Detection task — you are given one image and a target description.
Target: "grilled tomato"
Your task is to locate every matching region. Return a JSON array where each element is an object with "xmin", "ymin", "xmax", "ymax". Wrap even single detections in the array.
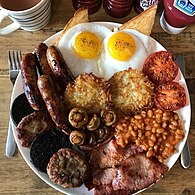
[
  {"xmin": 143, "ymin": 51, "xmax": 178, "ymax": 84},
  {"xmin": 154, "ymin": 81, "xmax": 186, "ymax": 111}
]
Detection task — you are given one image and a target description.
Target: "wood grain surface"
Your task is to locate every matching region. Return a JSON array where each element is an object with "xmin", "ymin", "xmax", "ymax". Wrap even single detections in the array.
[{"xmin": 0, "ymin": 0, "xmax": 195, "ymax": 194}]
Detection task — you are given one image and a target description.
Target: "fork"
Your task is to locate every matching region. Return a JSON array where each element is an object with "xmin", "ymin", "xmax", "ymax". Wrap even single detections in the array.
[{"xmin": 6, "ymin": 50, "xmax": 22, "ymax": 158}]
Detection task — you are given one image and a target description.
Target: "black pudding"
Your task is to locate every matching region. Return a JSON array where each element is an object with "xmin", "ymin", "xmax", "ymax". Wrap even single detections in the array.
[
  {"xmin": 30, "ymin": 130, "xmax": 71, "ymax": 173},
  {"xmin": 11, "ymin": 93, "xmax": 34, "ymax": 126}
]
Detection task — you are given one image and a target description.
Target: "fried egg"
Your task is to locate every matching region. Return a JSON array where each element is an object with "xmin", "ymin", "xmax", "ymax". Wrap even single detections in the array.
[
  {"xmin": 98, "ymin": 30, "xmax": 148, "ymax": 80},
  {"xmin": 57, "ymin": 23, "xmax": 112, "ymax": 77}
]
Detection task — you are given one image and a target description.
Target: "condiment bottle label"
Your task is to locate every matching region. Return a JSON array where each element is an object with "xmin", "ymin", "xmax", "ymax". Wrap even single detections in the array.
[
  {"xmin": 173, "ymin": 0, "xmax": 195, "ymax": 16},
  {"xmin": 139, "ymin": 0, "xmax": 158, "ymax": 11}
]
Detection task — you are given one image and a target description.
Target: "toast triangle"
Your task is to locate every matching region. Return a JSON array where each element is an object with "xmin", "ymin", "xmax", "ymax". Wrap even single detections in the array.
[{"xmin": 118, "ymin": 5, "xmax": 157, "ymax": 36}]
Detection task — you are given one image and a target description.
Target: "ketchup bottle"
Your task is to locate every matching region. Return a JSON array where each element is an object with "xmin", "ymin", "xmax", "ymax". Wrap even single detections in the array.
[
  {"xmin": 134, "ymin": 0, "xmax": 159, "ymax": 14},
  {"xmin": 103, "ymin": 0, "xmax": 134, "ymax": 18},
  {"xmin": 72, "ymin": 0, "xmax": 102, "ymax": 15},
  {"xmin": 160, "ymin": 0, "xmax": 195, "ymax": 34}
]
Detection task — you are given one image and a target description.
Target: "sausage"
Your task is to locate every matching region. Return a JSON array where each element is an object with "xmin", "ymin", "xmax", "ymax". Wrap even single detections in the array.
[
  {"xmin": 46, "ymin": 46, "xmax": 74, "ymax": 88},
  {"xmin": 21, "ymin": 53, "xmax": 45, "ymax": 111},
  {"xmin": 34, "ymin": 43, "xmax": 52, "ymax": 76},
  {"xmin": 34, "ymin": 43, "xmax": 65, "ymax": 95},
  {"xmin": 37, "ymin": 75, "xmax": 70, "ymax": 134}
]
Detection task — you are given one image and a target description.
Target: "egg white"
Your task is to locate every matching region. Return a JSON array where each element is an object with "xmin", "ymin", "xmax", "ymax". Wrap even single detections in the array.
[
  {"xmin": 98, "ymin": 30, "xmax": 148, "ymax": 80},
  {"xmin": 57, "ymin": 23, "xmax": 112, "ymax": 78}
]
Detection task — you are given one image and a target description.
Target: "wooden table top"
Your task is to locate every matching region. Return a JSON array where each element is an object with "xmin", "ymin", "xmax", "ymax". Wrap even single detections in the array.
[{"xmin": 0, "ymin": 0, "xmax": 195, "ymax": 194}]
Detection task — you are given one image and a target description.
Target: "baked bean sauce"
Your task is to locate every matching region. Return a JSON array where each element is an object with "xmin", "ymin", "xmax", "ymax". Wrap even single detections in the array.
[{"xmin": 115, "ymin": 107, "xmax": 184, "ymax": 163}]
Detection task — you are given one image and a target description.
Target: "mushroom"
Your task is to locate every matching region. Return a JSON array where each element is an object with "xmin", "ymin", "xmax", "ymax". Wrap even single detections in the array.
[
  {"xmin": 100, "ymin": 107, "xmax": 117, "ymax": 126},
  {"xmin": 86, "ymin": 114, "xmax": 100, "ymax": 131},
  {"xmin": 69, "ymin": 108, "xmax": 88, "ymax": 129},
  {"xmin": 95, "ymin": 125, "xmax": 111, "ymax": 142},
  {"xmin": 79, "ymin": 128, "xmax": 113, "ymax": 151},
  {"xmin": 86, "ymin": 131, "xmax": 96, "ymax": 145},
  {"xmin": 69, "ymin": 130, "xmax": 85, "ymax": 146}
]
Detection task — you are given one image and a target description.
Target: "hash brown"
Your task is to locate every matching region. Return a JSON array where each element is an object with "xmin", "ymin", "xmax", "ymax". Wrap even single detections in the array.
[
  {"xmin": 109, "ymin": 68, "xmax": 154, "ymax": 115},
  {"xmin": 64, "ymin": 73, "xmax": 112, "ymax": 114}
]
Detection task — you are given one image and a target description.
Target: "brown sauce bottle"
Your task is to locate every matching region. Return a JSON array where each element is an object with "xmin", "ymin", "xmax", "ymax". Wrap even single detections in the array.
[
  {"xmin": 72, "ymin": 0, "xmax": 102, "ymax": 15},
  {"xmin": 103, "ymin": 0, "xmax": 134, "ymax": 18}
]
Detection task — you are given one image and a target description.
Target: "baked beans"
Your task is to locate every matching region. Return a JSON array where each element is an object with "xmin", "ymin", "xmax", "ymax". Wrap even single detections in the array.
[{"xmin": 114, "ymin": 108, "xmax": 184, "ymax": 163}]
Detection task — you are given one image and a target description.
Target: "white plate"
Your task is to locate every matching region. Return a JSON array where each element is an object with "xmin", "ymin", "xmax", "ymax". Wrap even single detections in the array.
[{"xmin": 11, "ymin": 22, "xmax": 191, "ymax": 195}]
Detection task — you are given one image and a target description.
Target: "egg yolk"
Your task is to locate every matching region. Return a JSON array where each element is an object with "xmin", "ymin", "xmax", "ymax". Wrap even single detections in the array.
[
  {"xmin": 107, "ymin": 32, "xmax": 136, "ymax": 61},
  {"xmin": 73, "ymin": 31, "xmax": 101, "ymax": 59}
]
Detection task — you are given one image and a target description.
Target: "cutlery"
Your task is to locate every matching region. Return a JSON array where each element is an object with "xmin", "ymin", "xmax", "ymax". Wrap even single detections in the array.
[
  {"xmin": 176, "ymin": 54, "xmax": 191, "ymax": 169},
  {"xmin": 6, "ymin": 50, "xmax": 22, "ymax": 158}
]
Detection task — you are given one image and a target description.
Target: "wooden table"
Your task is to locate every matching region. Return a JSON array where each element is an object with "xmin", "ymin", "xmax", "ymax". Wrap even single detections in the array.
[{"xmin": 0, "ymin": 0, "xmax": 195, "ymax": 194}]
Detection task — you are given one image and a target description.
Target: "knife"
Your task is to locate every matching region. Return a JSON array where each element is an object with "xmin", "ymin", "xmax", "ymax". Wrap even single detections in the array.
[{"xmin": 176, "ymin": 54, "xmax": 191, "ymax": 169}]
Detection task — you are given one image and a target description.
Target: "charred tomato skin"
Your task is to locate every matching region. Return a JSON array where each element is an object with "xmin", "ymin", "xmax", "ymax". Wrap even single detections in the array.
[
  {"xmin": 154, "ymin": 81, "xmax": 186, "ymax": 111},
  {"xmin": 143, "ymin": 51, "xmax": 178, "ymax": 84}
]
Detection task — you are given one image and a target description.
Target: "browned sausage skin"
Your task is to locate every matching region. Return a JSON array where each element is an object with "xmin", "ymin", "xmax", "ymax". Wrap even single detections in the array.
[
  {"xmin": 37, "ymin": 75, "xmax": 70, "ymax": 134},
  {"xmin": 21, "ymin": 53, "xmax": 45, "ymax": 111},
  {"xmin": 46, "ymin": 46, "xmax": 74, "ymax": 89},
  {"xmin": 34, "ymin": 43, "xmax": 64, "ymax": 95},
  {"xmin": 34, "ymin": 43, "xmax": 52, "ymax": 76}
]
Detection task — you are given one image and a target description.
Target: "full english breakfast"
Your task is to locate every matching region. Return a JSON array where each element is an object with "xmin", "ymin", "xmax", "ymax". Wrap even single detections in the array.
[{"xmin": 12, "ymin": 6, "xmax": 188, "ymax": 195}]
